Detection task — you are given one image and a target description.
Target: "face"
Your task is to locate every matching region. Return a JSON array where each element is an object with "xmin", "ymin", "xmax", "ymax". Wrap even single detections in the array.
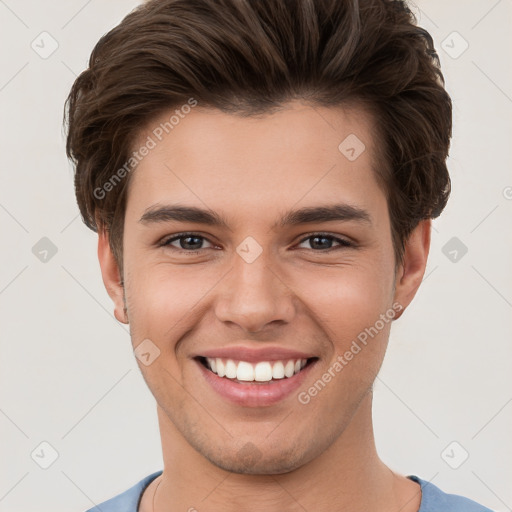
[{"xmin": 99, "ymin": 100, "xmax": 429, "ymax": 475}]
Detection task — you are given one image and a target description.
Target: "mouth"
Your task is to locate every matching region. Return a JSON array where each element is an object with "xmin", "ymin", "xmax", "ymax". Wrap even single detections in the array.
[
  {"xmin": 195, "ymin": 356, "xmax": 318, "ymax": 384},
  {"xmin": 194, "ymin": 355, "xmax": 319, "ymax": 407}
]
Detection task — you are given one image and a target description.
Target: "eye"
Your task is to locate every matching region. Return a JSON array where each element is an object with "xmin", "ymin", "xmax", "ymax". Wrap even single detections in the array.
[
  {"xmin": 296, "ymin": 233, "xmax": 353, "ymax": 251},
  {"xmin": 160, "ymin": 232, "xmax": 215, "ymax": 252},
  {"xmin": 158, "ymin": 232, "xmax": 354, "ymax": 254}
]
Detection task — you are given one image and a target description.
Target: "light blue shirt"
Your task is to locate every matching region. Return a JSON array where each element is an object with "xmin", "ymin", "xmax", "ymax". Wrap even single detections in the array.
[{"xmin": 85, "ymin": 471, "xmax": 494, "ymax": 512}]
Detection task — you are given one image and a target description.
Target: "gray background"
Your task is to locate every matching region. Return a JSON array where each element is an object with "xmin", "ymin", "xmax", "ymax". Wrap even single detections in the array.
[{"xmin": 0, "ymin": 0, "xmax": 511, "ymax": 510}]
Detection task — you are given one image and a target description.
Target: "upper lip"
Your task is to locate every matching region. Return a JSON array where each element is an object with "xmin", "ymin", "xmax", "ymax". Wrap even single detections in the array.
[{"xmin": 194, "ymin": 346, "xmax": 317, "ymax": 363}]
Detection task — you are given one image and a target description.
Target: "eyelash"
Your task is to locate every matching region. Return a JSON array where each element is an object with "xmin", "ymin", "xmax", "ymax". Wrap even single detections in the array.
[{"xmin": 159, "ymin": 232, "xmax": 354, "ymax": 254}]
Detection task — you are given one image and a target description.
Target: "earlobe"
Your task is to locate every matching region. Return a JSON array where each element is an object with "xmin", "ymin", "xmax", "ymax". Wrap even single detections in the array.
[
  {"xmin": 392, "ymin": 219, "xmax": 431, "ymax": 320},
  {"xmin": 97, "ymin": 230, "xmax": 129, "ymax": 324}
]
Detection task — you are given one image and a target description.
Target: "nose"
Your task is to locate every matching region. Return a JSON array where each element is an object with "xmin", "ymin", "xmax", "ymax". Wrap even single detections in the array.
[{"xmin": 214, "ymin": 246, "xmax": 296, "ymax": 334}]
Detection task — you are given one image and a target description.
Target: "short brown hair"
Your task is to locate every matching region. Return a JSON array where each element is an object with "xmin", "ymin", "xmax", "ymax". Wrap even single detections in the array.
[{"xmin": 65, "ymin": 0, "xmax": 452, "ymax": 276}]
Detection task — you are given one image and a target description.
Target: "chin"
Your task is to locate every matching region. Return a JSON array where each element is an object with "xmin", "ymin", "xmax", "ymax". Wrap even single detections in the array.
[
  {"xmin": 206, "ymin": 451, "xmax": 306, "ymax": 475},
  {"xmin": 196, "ymin": 437, "xmax": 315, "ymax": 475}
]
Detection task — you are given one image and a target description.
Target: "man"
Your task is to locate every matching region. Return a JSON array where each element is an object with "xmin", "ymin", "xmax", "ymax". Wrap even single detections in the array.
[{"xmin": 65, "ymin": 0, "xmax": 494, "ymax": 510}]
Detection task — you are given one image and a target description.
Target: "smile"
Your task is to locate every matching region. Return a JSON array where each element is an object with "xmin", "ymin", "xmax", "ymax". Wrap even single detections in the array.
[
  {"xmin": 195, "ymin": 354, "xmax": 318, "ymax": 407},
  {"xmin": 198, "ymin": 356, "xmax": 313, "ymax": 383}
]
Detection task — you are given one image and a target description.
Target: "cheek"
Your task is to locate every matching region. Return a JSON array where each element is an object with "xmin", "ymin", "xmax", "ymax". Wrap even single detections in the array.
[
  {"xmin": 293, "ymin": 260, "xmax": 394, "ymax": 336},
  {"xmin": 292, "ymin": 265, "xmax": 395, "ymax": 413},
  {"xmin": 123, "ymin": 260, "xmax": 218, "ymax": 342}
]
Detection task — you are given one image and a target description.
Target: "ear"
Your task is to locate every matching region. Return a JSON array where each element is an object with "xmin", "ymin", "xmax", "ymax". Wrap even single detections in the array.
[
  {"xmin": 97, "ymin": 230, "xmax": 128, "ymax": 324},
  {"xmin": 392, "ymin": 219, "xmax": 431, "ymax": 320}
]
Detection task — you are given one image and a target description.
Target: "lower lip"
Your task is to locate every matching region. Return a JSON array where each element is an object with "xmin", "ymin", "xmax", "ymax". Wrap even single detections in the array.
[{"xmin": 196, "ymin": 359, "xmax": 316, "ymax": 407}]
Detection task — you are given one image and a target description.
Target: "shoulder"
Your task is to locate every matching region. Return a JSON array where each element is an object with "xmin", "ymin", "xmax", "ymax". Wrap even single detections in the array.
[
  {"xmin": 408, "ymin": 475, "xmax": 495, "ymax": 512},
  {"xmin": 84, "ymin": 470, "xmax": 163, "ymax": 512}
]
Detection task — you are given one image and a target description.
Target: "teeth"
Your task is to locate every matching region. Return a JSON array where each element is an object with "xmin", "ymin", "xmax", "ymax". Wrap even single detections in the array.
[
  {"xmin": 254, "ymin": 362, "xmax": 272, "ymax": 382},
  {"xmin": 205, "ymin": 357, "xmax": 309, "ymax": 382},
  {"xmin": 272, "ymin": 361, "xmax": 285, "ymax": 379},
  {"xmin": 236, "ymin": 361, "xmax": 254, "ymax": 381},
  {"xmin": 225, "ymin": 359, "xmax": 237, "ymax": 379},
  {"xmin": 216, "ymin": 359, "xmax": 225, "ymax": 377},
  {"xmin": 284, "ymin": 360, "xmax": 295, "ymax": 378}
]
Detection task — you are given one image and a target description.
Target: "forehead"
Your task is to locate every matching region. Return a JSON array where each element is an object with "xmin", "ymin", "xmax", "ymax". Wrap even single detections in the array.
[{"xmin": 125, "ymin": 101, "xmax": 386, "ymax": 224}]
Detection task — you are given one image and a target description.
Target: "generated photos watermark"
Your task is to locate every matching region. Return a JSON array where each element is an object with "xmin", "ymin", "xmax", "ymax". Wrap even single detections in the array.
[
  {"xmin": 93, "ymin": 97, "xmax": 198, "ymax": 200},
  {"xmin": 297, "ymin": 301, "xmax": 404, "ymax": 405}
]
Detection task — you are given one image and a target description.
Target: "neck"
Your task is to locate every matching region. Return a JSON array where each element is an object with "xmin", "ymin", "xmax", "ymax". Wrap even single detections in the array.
[{"xmin": 143, "ymin": 392, "xmax": 421, "ymax": 512}]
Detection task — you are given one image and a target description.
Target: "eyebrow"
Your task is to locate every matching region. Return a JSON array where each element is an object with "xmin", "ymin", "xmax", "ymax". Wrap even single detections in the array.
[{"xmin": 138, "ymin": 203, "xmax": 372, "ymax": 229}]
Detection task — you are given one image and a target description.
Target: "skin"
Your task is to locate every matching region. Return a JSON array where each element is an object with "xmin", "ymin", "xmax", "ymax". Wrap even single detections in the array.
[{"xmin": 98, "ymin": 100, "xmax": 430, "ymax": 512}]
